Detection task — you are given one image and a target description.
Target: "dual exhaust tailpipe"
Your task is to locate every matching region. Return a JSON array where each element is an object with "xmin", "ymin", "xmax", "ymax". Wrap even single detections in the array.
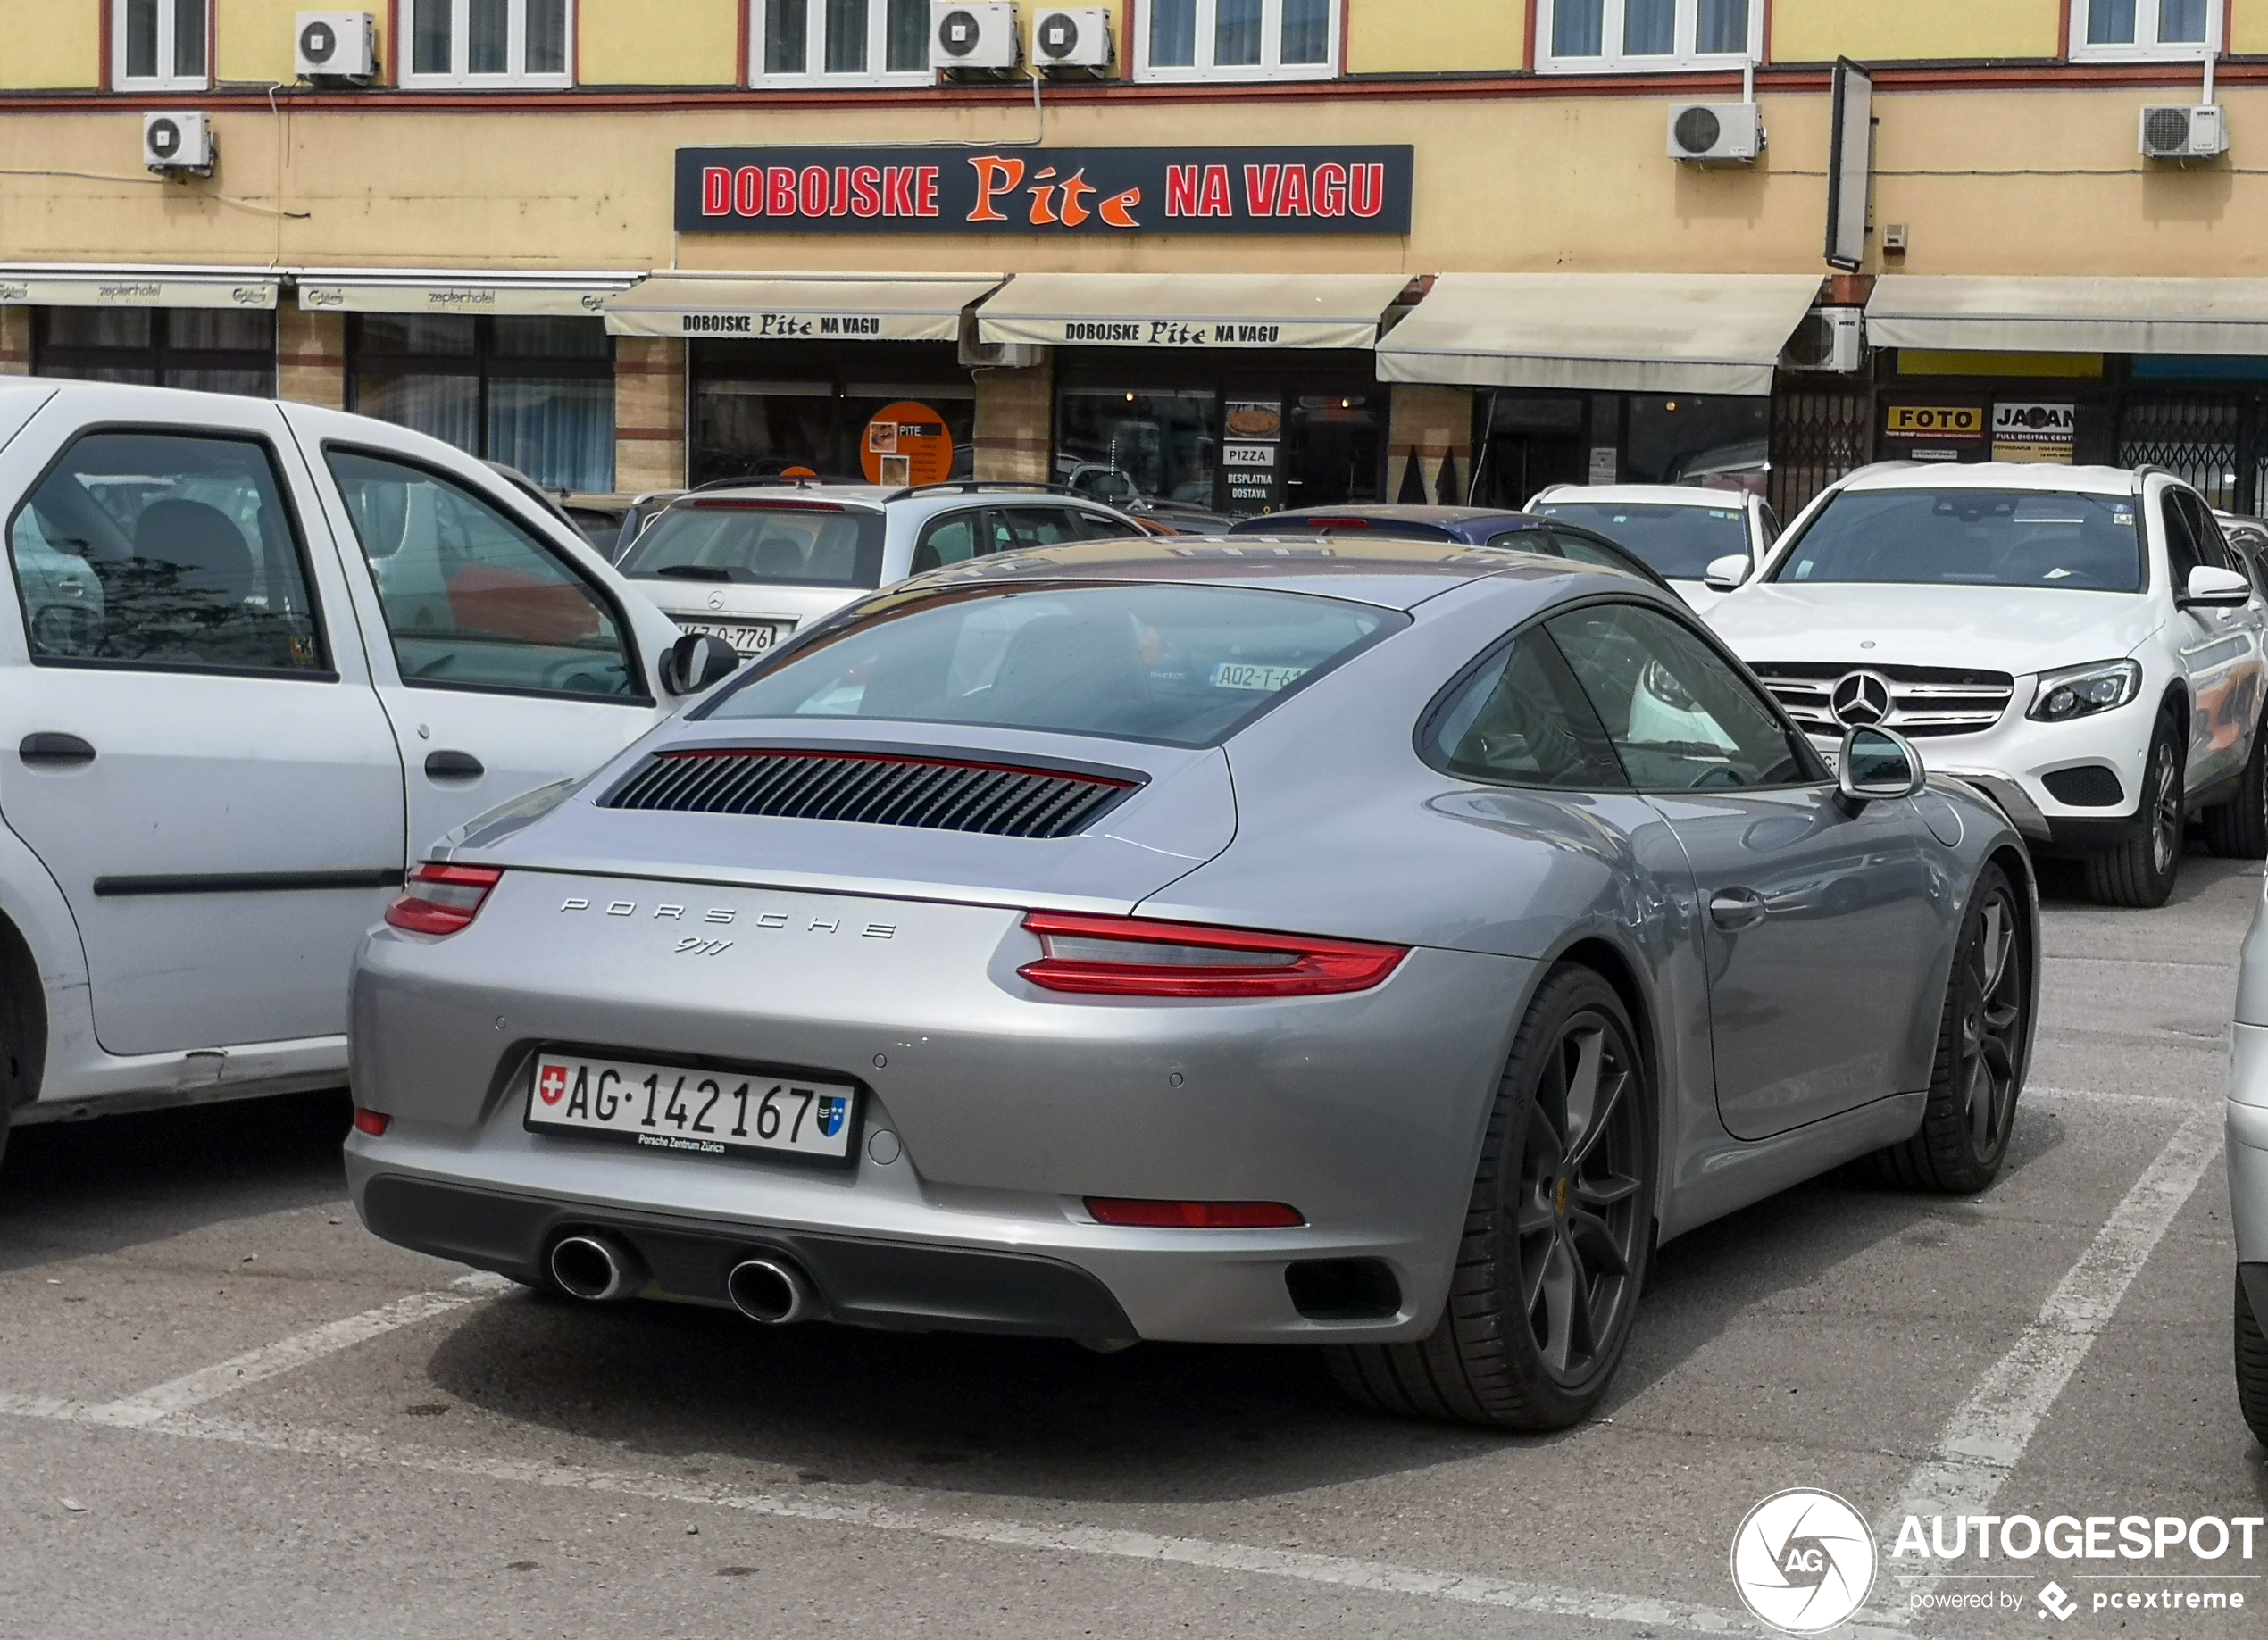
[{"xmin": 547, "ymin": 1232, "xmax": 817, "ymax": 1325}]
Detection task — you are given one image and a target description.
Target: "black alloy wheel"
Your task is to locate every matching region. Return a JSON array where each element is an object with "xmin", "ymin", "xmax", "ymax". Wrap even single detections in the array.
[
  {"xmin": 2085, "ymin": 713, "xmax": 2184, "ymax": 908},
  {"xmin": 2202, "ymin": 725, "xmax": 2268, "ymax": 859},
  {"xmin": 1872, "ymin": 862, "xmax": 2030, "ymax": 1194},
  {"xmin": 1326, "ymin": 966, "xmax": 1654, "ymax": 1430}
]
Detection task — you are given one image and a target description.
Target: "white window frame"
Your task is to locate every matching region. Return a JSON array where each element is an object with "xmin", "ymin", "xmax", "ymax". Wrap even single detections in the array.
[
  {"xmin": 1535, "ymin": 0, "xmax": 1764, "ymax": 75},
  {"xmin": 113, "ymin": 0, "xmax": 210, "ymax": 92},
  {"xmin": 2067, "ymin": 0, "xmax": 2222, "ymax": 62},
  {"xmin": 1133, "ymin": 0, "xmax": 1341, "ymax": 84},
  {"xmin": 747, "ymin": 0, "xmax": 933, "ymax": 88},
  {"xmin": 401, "ymin": 0, "xmax": 577, "ymax": 89}
]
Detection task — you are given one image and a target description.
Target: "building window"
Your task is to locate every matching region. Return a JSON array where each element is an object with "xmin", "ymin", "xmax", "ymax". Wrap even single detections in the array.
[
  {"xmin": 2070, "ymin": 0, "xmax": 2219, "ymax": 61},
  {"xmin": 688, "ymin": 340, "xmax": 974, "ymax": 487},
  {"xmin": 349, "ymin": 316, "xmax": 613, "ymax": 495},
  {"xmin": 33, "ymin": 307, "xmax": 274, "ymax": 396},
  {"xmin": 114, "ymin": 0, "xmax": 209, "ymax": 90},
  {"xmin": 750, "ymin": 0, "xmax": 930, "ymax": 85},
  {"xmin": 403, "ymin": 0, "xmax": 574, "ymax": 87},
  {"xmin": 1136, "ymin": 0, "xmax": 1338, "ymax": 81},
  {"xmin": 1536, "ymin": 0, "xmax": 1761, "ymax": 72}
]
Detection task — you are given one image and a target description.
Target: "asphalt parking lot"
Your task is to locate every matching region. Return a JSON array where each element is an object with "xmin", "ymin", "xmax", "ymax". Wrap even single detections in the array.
[{"xmin": 1, "ymin": 857, "xmax": 2263, "ymax": 1639}]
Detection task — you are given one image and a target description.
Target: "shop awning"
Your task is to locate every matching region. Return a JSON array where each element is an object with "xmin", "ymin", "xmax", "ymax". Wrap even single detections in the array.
[
  {"xmin": 974, "ymin": 273, "xmax": 1413, "ymax": 350},
  {"xmin": 1865, "ymin": 276, "xmax": 2268, "ymax": 355},
  {"xmin": 293, "ymin": 269, "xmax": 640, "ymax": 318},
  {"xmin": 604, "ymin": 274, "xmax": 1005, "ymax": 341},
  {"xmin": 1375, "ymin": 272, "xmax": 1825, "ymax": 396},
  {"xmin": 0, "ymin": 265, "xmax": 279, "ymax": 311}
]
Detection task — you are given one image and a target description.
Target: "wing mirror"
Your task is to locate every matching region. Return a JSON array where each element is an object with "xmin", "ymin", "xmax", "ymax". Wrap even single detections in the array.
[
  {"xmin": 660, "ymin": 632, "xmax": 741, "ymax": 696},
  {"xmin": 1838, "ymin": 726, "xmax": 1926, "ymax": 809},
  {"xmin": 1703, "ymin": 554, "xmax": 1753, "ymax": 593},
  {"xmin": 2182, "ymin": 564, "xmax": 2253, "ymax": 609}
]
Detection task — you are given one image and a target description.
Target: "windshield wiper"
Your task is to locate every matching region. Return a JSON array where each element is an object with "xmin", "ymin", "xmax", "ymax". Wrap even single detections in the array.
[{"xmin": 647, "ymin": 565, "xmax": 734, "ymax": 581}]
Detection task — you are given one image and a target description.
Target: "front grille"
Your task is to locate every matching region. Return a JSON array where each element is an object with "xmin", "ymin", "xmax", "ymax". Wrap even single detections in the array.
[
  {"xmin": 601, "ymin": 747, "xmax": 1139, "ymax": 839},
  {"xmin": 1747, "ymin": 662, "xmax": 2015, "ymax": 740}
]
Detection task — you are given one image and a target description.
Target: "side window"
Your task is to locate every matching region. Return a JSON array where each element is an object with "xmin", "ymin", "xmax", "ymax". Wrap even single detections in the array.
[
  {"xmin": 2181, "ymin": 492, "xmax": 2234, "ymax": 572},
  {"xmin": 1487, "ymin": 529, "xmax": 1547, "ymax": 553},
  {"xmin": 1075, "ymin": 509, "xmax": 1138, "ymax": 540},
  {"xmin": 325, "ymin": 449, "xmax": 638, "ymax": 700},
  {"xmin": 7, "ymin": 430, "xmax": 328, "ymax": 676},
  {"xmin": 1758, "ymin": 502, "xmax": 1783, "ymax": 544},
  {"xmin": 2161, "ymin": 488, "xmax": 2202, "ymax": 587},
  {"xmin": 1549, "ymin": 530, "xmax": 1627, "ymax": 571},
  {"xmin": 911, "ymin": 511, "xmax": 980, "ymax": 575},
  {"xmin": 996, "ymin": 506, "xmax": 1087, "ymax": 549},
  {"xmin": 1423, "ymin": 635, "xmax": 1628, "ymax": 790},
  {"xmin": 1547, "ymin": 603, "xmax": 1813, "ymax": 790}
]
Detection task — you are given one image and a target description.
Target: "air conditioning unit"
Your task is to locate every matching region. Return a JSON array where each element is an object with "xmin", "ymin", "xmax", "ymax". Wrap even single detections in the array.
[
  {"xmin": 144, "ymin": 111, "xmax": 215, "ymax": 175},
  {"xmin": 958, "ymin": 310, "xmax": 1043, "ymax": 370},
  {"xmin": 2139, "ymin": 104, "xmax": 2228, "ymax": 160},
  {"xmin": 1668, "ymin": 102, "xmax": 1764, "ymax": 164},
  {"xmin": 1034, "ymin": 8, "xmax": 1113, "ymax": 70},
  {"xmin": 932, "ymin": 3, "xmax": 1021, "ymax": 71},
  {"xmin": 1781, "ymin": 307, "xmax": 1866, "ymax": 373},
  {"xmin": 296, "ymin": 12, "xmax": 378, "ymax": 80}
]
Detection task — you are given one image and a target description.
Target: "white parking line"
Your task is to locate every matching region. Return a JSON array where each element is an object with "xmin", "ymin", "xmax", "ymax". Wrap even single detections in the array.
[{"xmin": 1870, "ymin": 1103, "xmax": 2223, "ymax": 1624}]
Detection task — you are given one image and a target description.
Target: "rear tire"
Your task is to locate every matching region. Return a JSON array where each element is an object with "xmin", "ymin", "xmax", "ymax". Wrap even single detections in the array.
[
  {"xmin": 1324, "ymin": 967, "xmax": 1654, "ymax": 1431},
  {"xmin": 2202, "ymin": 727, "xmax": 2268, "ymax": 860},
  {"xmin": 2239, "ymin": 1275, "xmax": 2268, "ymax": 1446},
  {"xmin": 1871, "ymin": 862, "xmax": 2030, "ymax": 1195},
  {"xmin": 2083, "ymin": 713, "xmax": 2184, "ymax": 908}
]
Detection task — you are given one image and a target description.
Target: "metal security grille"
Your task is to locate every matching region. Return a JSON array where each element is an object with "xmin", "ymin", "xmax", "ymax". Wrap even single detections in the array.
[
  {"xmin": 602, "ymin": 748, "xmax": 1138, "ymax": 839},
  {"xmin": 1770, "ymin": 387, "xmax": 1872, "ymax": 520},
  {"xmin": 2118, "ymin": 395, "xmax": 2240, "ymax": 510},
  {"xmin": 1746, "ymin": 662, "xmax": 2015, "ymax": 739}
]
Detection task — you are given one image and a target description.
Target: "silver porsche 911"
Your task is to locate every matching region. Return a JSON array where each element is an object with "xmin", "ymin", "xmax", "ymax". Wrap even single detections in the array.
[{"xmin": 346, "ymin": 537, "xmax": 2037, "ymax": 1430}]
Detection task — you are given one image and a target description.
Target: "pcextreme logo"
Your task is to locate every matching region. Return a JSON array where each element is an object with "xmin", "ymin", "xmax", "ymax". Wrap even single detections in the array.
[{"xmin": 1730, "ymin": 1490, "xmax": 1878, "ymax": 1634}]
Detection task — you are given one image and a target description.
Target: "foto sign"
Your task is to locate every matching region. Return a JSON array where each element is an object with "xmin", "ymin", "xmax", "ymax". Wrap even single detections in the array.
[{"xmin": 677, "ymin": 146, "xmax": 1414, "ymax": 236}]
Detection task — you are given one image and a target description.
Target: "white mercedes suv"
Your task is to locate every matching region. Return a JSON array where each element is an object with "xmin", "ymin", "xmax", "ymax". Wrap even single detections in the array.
[{"xmin": 1705, "ymin": 462, "xmax": 2266, "ymax": 907}]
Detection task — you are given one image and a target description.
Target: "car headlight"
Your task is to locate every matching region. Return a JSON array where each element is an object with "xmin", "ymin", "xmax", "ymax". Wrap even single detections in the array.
[{"xmin": 2028, "ymin": 659, "xmax": 2142, "ymax": 723}]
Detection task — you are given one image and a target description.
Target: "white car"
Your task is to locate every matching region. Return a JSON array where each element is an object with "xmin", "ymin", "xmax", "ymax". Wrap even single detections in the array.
[
  {"xmin": 618, "ymin": 482, "xmax": 1149, "ymax": 659},
  {"xmin": 2230, "ymin": 891, "xmax": 2268, "ymax": 1446},
  {"xmin": 1706, "ymin": 462, "xmax": 2266, "ymax": 907},
  {"xmin": 1525, "ymin": 483, "xmax": 1780, "ymax": 613},
  {"xmin": 0, "ymin": 379, "xmax": 722, "ymax": 1159}
]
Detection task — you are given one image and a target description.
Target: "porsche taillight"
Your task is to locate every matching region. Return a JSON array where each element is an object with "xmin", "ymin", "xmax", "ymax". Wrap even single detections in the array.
[
  {"xmin": 384, "ymin": 863, "xmax": 504, "ymax": 936},
  {"xmin": 1017, "ymin": 912, "xmax": 1406, "ymax": 999}
]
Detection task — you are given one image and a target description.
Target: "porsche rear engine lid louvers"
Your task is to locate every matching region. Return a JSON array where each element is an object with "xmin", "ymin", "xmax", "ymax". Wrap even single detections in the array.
[{"xmin": 601, "ymin": 746, "xmax": 1139, "ymax": 839}]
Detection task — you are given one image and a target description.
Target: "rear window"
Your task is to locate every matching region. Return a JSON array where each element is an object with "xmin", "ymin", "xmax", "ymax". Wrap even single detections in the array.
[
  {"xmin": 621, "ymin": 501, "xmax": 887, "ymax": 590},
  {"xmin": 1772, "ymin": 489, "xmax": 2145, "ymax": 593},
  {"xmin": 705, "ymin": 582, "xmax": 1402, "ymax": 748},
  {"xmin": 1530, "ymin": 503, "xmax": 1747, "ymax": 579}
]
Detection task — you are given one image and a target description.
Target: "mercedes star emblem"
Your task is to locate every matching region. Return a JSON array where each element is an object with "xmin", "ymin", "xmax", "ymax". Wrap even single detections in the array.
[{"xmin": 1830, "ymin": 670, "xmax": 1895, "ymax": 728}]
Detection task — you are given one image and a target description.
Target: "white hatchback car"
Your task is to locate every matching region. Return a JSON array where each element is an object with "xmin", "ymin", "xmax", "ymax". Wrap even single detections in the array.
[
  {"xmin": 1708, "ymin": 462, "xmax": 2265, "ymax": 906},
  {"xmin": 0, "ymin": 379, "xmax": 719, "ymax": 1160},
  {"xmin": 1525, "ymin": 483, "xmax": 1780, "ymax": 613},
  {"xmin": 618, "ymin": 482, "xmax": 1148, "ymax": 659}
]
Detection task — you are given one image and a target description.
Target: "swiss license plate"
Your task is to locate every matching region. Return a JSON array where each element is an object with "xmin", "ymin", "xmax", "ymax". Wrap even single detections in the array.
[
  {"xmin": 678, "ymin": 618, "xmax": 789, "ymax": 658},
  {"xmin": 526, "ymin": 1053, "xmax": 857, "ymax": 1162}
]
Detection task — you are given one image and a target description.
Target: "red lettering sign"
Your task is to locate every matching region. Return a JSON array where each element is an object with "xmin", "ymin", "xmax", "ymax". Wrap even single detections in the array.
[
  {"xmin": 850, "ymin": 165, "xmax": 881, "ymax": 218},
  {"xmin": 916, "ymin": 165, "xmax": 940, "ymax": 217},
  {"xmin": 701, "ymin": 165, "xmax": 730, "ymax": 215},
  {"xmin": 735, "ymin": 164, "xmax": 764, "ymax": 215},
  {"xmin": 1242, "ymin": 164, "xmax": 1281, "ymax": 216},
  {"xmin": 1350, "ymin": 162, "xmax": 1384, "ymax": 218},
  {"xmin": 798, "ymin": 166, "xmax": 829, "ymax": 217},
  {"xmin": 1198, "ymin": 163, "xmax": 1233, "ymax": 217},
  {"xmin": 769, "ymin": 166, "xmax": 798, "ymax": 216},
  {"xmin": 882, "ymin": 165, "xmax": 915, "ymax": 216},
  {"xmin": 1313, "ymin": 162, "xmax": 1347, "ymax": 217},
  {"xmin": 1277, "ymin": 165, "xmax": 1311, "ymax": 217},
  {"xmin": 1166, "ymin": 164, "xmax": 1199, "ymax": 216}
]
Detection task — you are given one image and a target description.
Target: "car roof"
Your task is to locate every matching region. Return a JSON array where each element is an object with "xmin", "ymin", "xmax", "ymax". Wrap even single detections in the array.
[
  {"xmin": 1247, "ymin": 504, "xmax": 1538, "ymax": 529},
  {"xmin": 887, "ymin": 533, "xmax": 1655, "ymax": 612},
  {"xmin": 1832, "ymin": 461, "xmax": 2147, "ymax": 497},
  {"xmin": 672, "ymin": 483, "xmax": 900, "ymax": 511},
  {"xmin": 1533, "ymin": 485, "xmax": 1754, "ymax": 509}
]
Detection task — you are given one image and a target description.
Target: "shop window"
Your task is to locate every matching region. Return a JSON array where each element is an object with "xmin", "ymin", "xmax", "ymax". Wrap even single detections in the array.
[
  {"xmin": 113, "ymin": 0, "xmax": 208, "ymax": 90},
  {"xmin": 1057, "ymin": 373, "xmax": 1380, "ymax": 519},
  {"xmin": 404, "ymin": 0, "xmax": 573, "ymax": 87},
  {"xmin": 349, "ymin": 316, "xmax": 613, "ymax": 495},
  {"xmin": 1137, "ymin": 0, "xmax": 1338, "ymax": 81},
  {"xmin": 1537, "ymin": 0, "xmax": 1761, "ymax": 72},
  {"xmin": 2070, "ymin": 0, "xmax": 2218, "ymax": 61},
  {"xmin": 689, "ymin": 346, "xmax": 975, "ymax": 487},
  {"xmin": 33, "ymin": 307, "xmax": 274, "ymax": 397},
  {"xmin": 751, "ymin": 0, "xmax": 931, "ymax": 85},
  {"xmin": 1626, "ymin": 395, "xmax": 1770, "ymax": 491}
]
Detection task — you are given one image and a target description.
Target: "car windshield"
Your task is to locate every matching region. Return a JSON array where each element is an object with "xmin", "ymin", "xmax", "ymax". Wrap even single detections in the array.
[
  {"xmin": 619, "ymin": 501, "xmax": 887, "ymax": 589},
  {"xmin": 1530, "ymin": 502, "xmax": 1748, "ymax": 579},
  {"xmin": 1771, "ymin": 489, "xmax": 2145, "ymax": 592},
  {"xmin": 705, "ymin": 582, "xmax": 1401, "ymax": 748}
]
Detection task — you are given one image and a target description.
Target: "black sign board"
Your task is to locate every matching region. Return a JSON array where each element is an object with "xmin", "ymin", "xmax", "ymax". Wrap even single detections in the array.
[{"xmin": 677, "ymin": 146, "xmax": 1414, "ymax": 237}]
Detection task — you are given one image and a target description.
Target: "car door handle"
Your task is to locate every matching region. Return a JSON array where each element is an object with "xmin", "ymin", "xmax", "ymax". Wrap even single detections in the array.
[
  {"xmin": 19, "ymin": 733, "xmax": 96, "ymax": 768},
  {"xmin": 1709, "ymin": 889, "xmax": 1771, "ymax": 930},
  {"xmin": 424, "ymin": 751, "xmax": 484, "ymax": 781}
]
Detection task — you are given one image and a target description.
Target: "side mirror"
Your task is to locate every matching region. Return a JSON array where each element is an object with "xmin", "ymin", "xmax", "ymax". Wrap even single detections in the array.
[
  {"xmin": 1839, "ymin": 726, "xmax": 1926, "ymax": 808},
  {"xmin": 1703, "ymin": 554, "xmax": 1752, "ymax": 593},
  {"xmin": 2183, "ymin": 564, "xmax": 2253, "ymax": 608},
  {"xmin": 660, "ymin": 631, "xmax": 741, "ymax": 696}
]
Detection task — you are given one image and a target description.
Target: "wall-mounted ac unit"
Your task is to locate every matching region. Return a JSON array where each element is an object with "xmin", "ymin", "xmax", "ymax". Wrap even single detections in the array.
[
  {"xmin": 1668, "ymin": 103, "xmax": 1764, "ymax": 164},
  {"xmin": 1034, "ymin": 8, "xmax": 1113, "ymax": 71},
  {"xmin": 958, "ymin": 310, "xmax": 1043, "ymax": 370},
  {"xmin": 2139, "ymin": 104, "xmax": 2228, "ymax": 160},
  {"xmin": 933, "ymin": 3, "xmax": 1022, "ymax": 71},
  {"xmin": 1781, "ymin": 308, "xmax": 1866, "ymax": 373},
  {"xmin": 144, "ymin": 111, "xmax": 215, "ymax": 174},
  {"xmin": 296, "ymin": 12, "xmax": 378, "ymax": 80}
]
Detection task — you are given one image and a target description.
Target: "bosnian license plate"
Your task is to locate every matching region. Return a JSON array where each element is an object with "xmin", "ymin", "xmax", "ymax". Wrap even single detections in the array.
[
  {"xmin": 526, "ymin": 1053, "xmax": 857, "ymax": 1162},
  {"xmin": 677, "ymin": 618, "xmax": 789, "ymax": 658}
]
